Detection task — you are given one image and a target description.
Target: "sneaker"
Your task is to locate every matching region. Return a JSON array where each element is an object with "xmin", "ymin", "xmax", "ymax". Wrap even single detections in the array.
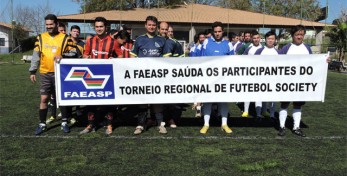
[
  {"xmin": 46, "ymin": 116, "xmax": 56, "ymax": 124},
  {"xmin": 134, "ymin": 126, "xmax": 144, "ymax": 135},
  {"xmin": 35, "ymin": 123, "xmax": 47, "ymax": 135},
  {"xmin": 278, "ymin": 127, "xmax": 286, "ymax": 136},
  {"xmin": 79, "ymin": 125, "xmax": 94, "ymax": 134},
  {"xmin": 70, "ymin": 117, "xmax": 77, "ymax": 125},
  {"xmin": 61, "ymin": 122, "xmax": 70, "ymax": 133},
  {"xmin": 200, "ymin": 126, "xmax": 209, "ymax": 134},
  {"xmin": 158, "ymin": 125, "xmax": 167, "ymax": 134},
  {"xmin": 105, "ymin": 125, "xmax": 112, "ymax": 135},
  {"xmin": 221, "ymin": 125, "xmax": 232, "ymax": 134},
  {"xmin": 168, "ymin": 119, "xmax": 177, "ymax": 128},
  {"xmin": 292, "ymin": 128, "xmax": 306, "ymax": 137},
  {"xmin": 241, "ymin": 112, "xmax": 249, "ymax": 118},
  {"xmin": 57, "ymin": 112, "xmax": 62, "ymax": 117}
]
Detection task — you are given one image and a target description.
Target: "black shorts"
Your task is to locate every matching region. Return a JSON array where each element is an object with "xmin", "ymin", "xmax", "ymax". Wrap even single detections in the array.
[{"xmin": 40, "ymin": 73, "xmax": 55, "ymax": 95}]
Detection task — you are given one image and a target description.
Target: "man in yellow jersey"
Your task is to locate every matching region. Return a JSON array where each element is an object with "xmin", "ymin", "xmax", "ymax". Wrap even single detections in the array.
[{"xmin": 29, "ymin": 14, "xmax": 73, "ymax": 135}]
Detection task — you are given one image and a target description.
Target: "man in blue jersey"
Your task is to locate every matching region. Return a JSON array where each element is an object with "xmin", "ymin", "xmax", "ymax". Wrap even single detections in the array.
[
  {"xmin": 199, "ymin": 21, "xmax": 234, "ymax": 134},
  {"xmin": 277, "ymin": 25, "xmax": 313, "ymax": 137},
  {"xmin": 130, "ymin": 16, "xmax": 167, "ymax": 135},
  {"xmin": 189, "ymin": 32, "xmax": 205, "ymax": 57},
  {"xmin": 254, "ymin": 31, "xmax": 279, "ymax": 122}
]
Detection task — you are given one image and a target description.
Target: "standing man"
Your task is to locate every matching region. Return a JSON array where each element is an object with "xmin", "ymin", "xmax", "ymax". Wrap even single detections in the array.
[
  {"xmin": 277, "ymin": 25, "xmax": 313, "ymax": 137},
  {"xmin": 237, "ymin": 31, "xmax": 252, "ymax": 55},
  {"xmin": 29, "ymin": 14, "xmax": 73, "ymax": 135},
  {"xmin": 80, "ymin": 17, "xmax": 122, "ymax": 136},
  {"xmin": 254, "ymin": 31, "xmax": 279, "ymax": 121},
  {"xmin": 130, "ymin": 16, "xmax": 167, "ymax": 135},
  {"xmin": 199, "ymin": 21, "xmax": 234, "ymax": 134},
  {"xmin": 241, "ymin": 30, "xmax": 263, "ymax": 120}
]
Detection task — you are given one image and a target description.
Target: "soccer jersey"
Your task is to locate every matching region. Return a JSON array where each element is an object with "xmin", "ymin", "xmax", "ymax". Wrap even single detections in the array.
[
  {"xmin": 243, "ymin": 43, "xmax": 263, "ymax": 55},
  {"xmin": 237, "ymin": 41, "xmax": 251, "ymax": 55},
  {"xmin": 254, "ymin": 46, "xmax": 279, "ymax": 55},
  {"xmin": 130, "ymin": 34, "xmax": 166, "ymax": 57},
  {"xmin": 121, "ymin": 40, "xmax": 134, "ymax": 58},
  {"xmin": 63, "ymin": 39, "xmax": 85, "ymax": 58},
  {"xmin": 279, "ymin": 43, "xmax": 312, "ymax": 55},
  {"xmin": 32, "ymin": 32, "xmax": 72, "ymax": 74},
  {"xmin": 84, "ymin": 35, "xmax": 122, "ymax": 59},
  {"xmin": 201, "ymin": 36, "xmax": 234, "ymax": 56}
]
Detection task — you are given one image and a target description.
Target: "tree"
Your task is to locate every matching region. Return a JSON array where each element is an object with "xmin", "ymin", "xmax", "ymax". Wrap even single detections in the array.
[
  {"xmin": 14, "ymin": 3, "xmax": 56, "ymax": 35},
  {"xmin": 217, "ymin": 0, "xmax": 252, "ymax": 11},
  {"xmin": 326, "ymin": 10, "xmax": 347, "ymax": 62},
  {"xmin": 251, "ymin": 0, "xmax": 321, "ymax": 21}
]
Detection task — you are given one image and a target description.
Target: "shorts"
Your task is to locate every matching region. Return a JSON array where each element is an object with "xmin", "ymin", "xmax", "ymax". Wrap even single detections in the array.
[{"xmin": 40, "ymin": 73, "xmax": 55, "ymax": 95}]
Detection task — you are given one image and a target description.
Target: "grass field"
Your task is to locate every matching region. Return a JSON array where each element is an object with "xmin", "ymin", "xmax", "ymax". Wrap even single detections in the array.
[{"xmin": 0, "ymin": 53, "xmax": 346, "ymax": 175}]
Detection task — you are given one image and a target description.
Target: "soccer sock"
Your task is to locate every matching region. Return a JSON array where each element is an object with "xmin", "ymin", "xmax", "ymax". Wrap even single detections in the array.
[
  {"xmin": 39, "ymin": 109, "xmax": 48, "ymax": 124},
  {"xmin": 292, "ymin": 109, "xmax": 302, "ymax": 130},
  {"xmin": 106, "ymin": 113, "xmax": 113, "ymax": 126},
  {"xmin": 204, "ymin": 114, "xmax": 210, "ymax": 126},
  {"xmin": 279, "ymin": 108, "xmax": 287, "ymax": 128},
  {"xmin": 221, "ymin": 117, "xmax": 227, "ymax": 126},
  {"xmin": 244, "ymin": 102, "xmax": 250, "ymax": 112},
  {"xmin": 270, "ymin": 102, "xmax": 276, "ymax": 118},
  {"xmin": 88, "ymin": 112, "xmax": 95, "ymax": 127},
  {"xmin": 256, "ymin": 106, "xmax": 262, "ymax": 117}
]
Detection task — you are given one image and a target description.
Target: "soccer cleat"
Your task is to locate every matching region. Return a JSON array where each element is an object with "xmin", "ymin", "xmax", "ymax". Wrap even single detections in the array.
[
  {"xmin": 57, "ymin": 112, "xmax": 62, "ymax": 117},
  {"xmin": 241, "ymin": 112, "xmax": 249, "ymax": 118},
  {"xmin": 105, "ymin": 125, "xmax": 112, "ymax": 135},
  {"xmin": 278, "ymin": 127, "xmax": 286, "ymax": 136},
  {"xmin": 134, "ymin": 126, "xmax": 144, "ymax": 135},
  {"xmin": 221, "ymin": 125, "xmax": 232, "ymax": 134},
  {"xmin": 61, "ymin": 122, "xmax": 70, "ymax": 133},
  {"xmin": 79, "ymin": 125, "xmax": 94, "ymax": 134},
  {"xmin": 200, "ymin": 126, "xmax": 209, "ymax": 134},
  {"xmin": 70, "ymin": 117, "xmax": 77, "ymax": 125},
  {"xmin": 35, "ymin": 123, "xmax": 47, "ymax": 135},
  {"xmin": 158, "ymin": 125, "xmax": 167, "ymax": 134},
  {"xmin": 292, "ymin": 128, "xmax": 306, "ymax": 137},
  {"xmin": 46, "ymin": 116, "xmax": 56, "ymax": 124},
  {"xmin": 168, "ymin": 119, "xmax": 177, "ymax": 128}
]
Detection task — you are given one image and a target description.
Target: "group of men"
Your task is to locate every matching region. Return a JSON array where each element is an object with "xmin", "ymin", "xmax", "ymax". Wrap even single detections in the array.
[{"xmin": 30, "ymin": 13, "xmax": 322, "ymax": 138}]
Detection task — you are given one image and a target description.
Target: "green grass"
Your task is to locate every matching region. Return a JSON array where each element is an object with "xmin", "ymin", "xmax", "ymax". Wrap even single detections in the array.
[{"xmin": 0, "ymin": 52, "xmax": 346, "ymax": 175}]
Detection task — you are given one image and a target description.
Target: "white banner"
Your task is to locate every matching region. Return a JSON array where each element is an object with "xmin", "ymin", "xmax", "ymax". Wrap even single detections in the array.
[{"xmin": 56, "ymin": 54, "xmax": 328, "ymax": 106}]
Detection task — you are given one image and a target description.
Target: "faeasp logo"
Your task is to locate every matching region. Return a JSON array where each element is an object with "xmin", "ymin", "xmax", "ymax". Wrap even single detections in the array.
[
  {"xmin": 60, "ymin": 64, "xmax": 115, "ymax": 100},
  {"xmin": 65, "ymin": 67, "xmax": 109, "ymax": 89}
]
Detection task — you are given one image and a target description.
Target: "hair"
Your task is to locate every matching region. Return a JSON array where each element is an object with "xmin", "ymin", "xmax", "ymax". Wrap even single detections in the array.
[
  {"xmin": 265, "ymin": 30, "xmax": 276, "ymax": 39},
  {"xmin": 212, "ymin": 21, "xmax": 224, "ymax": 30},
  {"xmin": 145, "ymin": 16, "xmax": 158, "ymax": 25},
  {"xmin": 58, "ymin": 22, "xmax": 66, "ymax": 28},
  {"xmin": 44, "ymin": 14, "xmax": 58, "ymax": 24},
  {"xmin": 94, "ymin": 16, "xmax": 107, "ymax": 26},
  {"xmin": 238, "ymin": 31, "xmax": 244, "ymax": 36},
  {"xmin": 109, "ymin": 29, "xmax": 118, "ymax": 35},
  {"xmin": 70, "ymin": 25, "xmax": 80, "ymax": 31},
  {"xmin": 290, "ymin": 24, "xmax": 306, "ymax": 36},
  {"xmin": 115, "ymin": 30, "xmax": 130, "ymax": 40},
  {"xmin": 229, "ymin": 32, "xmax": 238, "ymax": 41},
  {"xmin": 194, "ymin": 34, "xmax": 199, "ymax": 43},
  {"xmin": 251, "ymin": 30, "xmax": 259, "ymax": 36},
  {"xmin": 204, "ymin": 29, "xmax": 212, "ymax": 35}
]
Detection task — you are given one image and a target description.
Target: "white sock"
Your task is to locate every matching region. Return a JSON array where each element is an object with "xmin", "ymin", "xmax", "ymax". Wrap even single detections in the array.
[
  {"xmin": 292, "ymin": 109, "xmax": 302, "ymax": 130},
  {"xmin": 61, "ymin": 122, "xmax": 67, "ymax": 126},
  {"xmin": 244, "ymin": 102, "xmax": 250, "ymax": 112},
  {"xmin": 221, "ymin": 117, "xmax": 227, "ymax": 126},
  {"xmin": 39, "ymin": 123, "xmax": 46, "ymax": 126},
  {"xmin": 204, "ymin": 115, "xmax": 210, "ymax": 126},
  {"xmin": 279, "ymin": 108, "xmax": 287, "ymax": 128},
  {"xmin": 197, "ymin": 106, "xmax": 201, "ymax": 111}
]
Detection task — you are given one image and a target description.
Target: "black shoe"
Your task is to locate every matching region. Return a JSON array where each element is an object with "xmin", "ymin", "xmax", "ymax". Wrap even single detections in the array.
[
  {"xmin": 255, "ymin": 116, "xmax": 262, "ymax": 123},
  {"xmin": 292, "ymin": 128, "xmax": 306, "ymax": 137},
  {"xmin": 278, "ymin": 127, "xmax": 285, "ymax": 136}
]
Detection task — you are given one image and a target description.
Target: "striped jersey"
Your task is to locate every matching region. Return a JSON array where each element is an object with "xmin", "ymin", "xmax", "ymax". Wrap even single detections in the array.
[
  {"xmin": 84, "ymin": 35, "xmax": 122, "ymax": 59},
  {"xmin": 201, "ymin": 36, "xmax": 234, "ymax": 56},
  {"xmin": 279, "ymin": 43, "xmax": 312, "ymax": 55},
  {"xmin": 33, "ymin": 32, "xmax": 72, "ymax": 74}
]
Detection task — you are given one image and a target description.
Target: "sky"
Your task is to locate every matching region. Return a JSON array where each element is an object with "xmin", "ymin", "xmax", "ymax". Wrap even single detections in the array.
[{"xmin": 0, "ymin": 0, "xmax": 346, "ymax": 29}]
